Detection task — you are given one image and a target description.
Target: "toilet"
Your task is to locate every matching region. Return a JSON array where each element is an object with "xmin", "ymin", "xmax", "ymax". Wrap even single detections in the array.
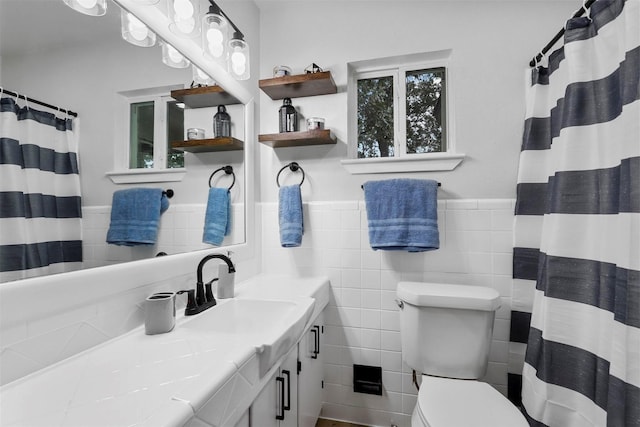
[{"xmin": 396, "ymin": 281, "xmax": 528, "ymax": 427}]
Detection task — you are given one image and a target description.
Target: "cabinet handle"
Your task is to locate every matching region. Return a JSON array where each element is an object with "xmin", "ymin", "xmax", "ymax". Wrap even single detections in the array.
[
  {"xmin": 310, "ymin": 327, "xmax": 318, "ymax": 359},
  {"xmin": 312, "ymin": 325, "xmax": 321, "ymax": 358},
  {"xmin": 276, "ymin": 376, "xmax": 285, "ymax": 420},
  {"xmin": 282, "ymin": 369, "xmax": 291, "ymax": 411}
]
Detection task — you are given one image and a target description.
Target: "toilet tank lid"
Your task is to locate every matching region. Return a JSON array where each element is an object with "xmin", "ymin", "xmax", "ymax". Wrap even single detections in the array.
[{"xmin": 397, "ymin": 282, "xmax": 501, "ymax": 311}]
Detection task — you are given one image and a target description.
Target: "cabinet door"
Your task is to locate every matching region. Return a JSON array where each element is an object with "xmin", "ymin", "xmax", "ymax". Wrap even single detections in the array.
[
  {"xmin": 280, "ymin": 348, "xmax": 298, "ymax": 427},
  {"xmin": 298, "ymin": 312, "xmax": 325, "ymax": 427},
  {"xmin": 250, "ymin": 346, "xmax": 298, "ymax": 427},
  {"xmin": 250, "ymin": 367, "xmax": 279, "ymax": 427}
]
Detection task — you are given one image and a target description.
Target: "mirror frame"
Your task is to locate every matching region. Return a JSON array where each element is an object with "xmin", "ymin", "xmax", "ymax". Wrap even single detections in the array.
[{"xmin": 112, "ymin": 0, "xmax": 256, "ymax": 264}]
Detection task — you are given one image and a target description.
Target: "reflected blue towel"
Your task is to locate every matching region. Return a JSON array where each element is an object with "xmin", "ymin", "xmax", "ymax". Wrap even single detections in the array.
[
  {"xmin": 203, "ymin": 188, "xmax": 231, "ymax": 246},
  {"xmin": 106, "ymin": 188, "xmax": 169, "ymax": 246},
  {"xmin": 279, "ymin": 185, "xmax": 303, "ymax": 247},
  {"xmin": 363, "ymin": 179, "xmax": 439, "ymax": 252}
]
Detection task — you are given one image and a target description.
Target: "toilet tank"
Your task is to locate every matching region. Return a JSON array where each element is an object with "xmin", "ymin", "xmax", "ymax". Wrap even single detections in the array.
[{"xmin": 396, "ymin": 282, "xmax": 501, "ymax": 379}]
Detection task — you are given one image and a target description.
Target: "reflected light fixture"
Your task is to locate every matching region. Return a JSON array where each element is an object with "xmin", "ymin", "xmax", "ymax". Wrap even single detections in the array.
[
  {"xmin": 161, "ymin": 41, "xmax": 190, "ymax": 68},
  {"xmin": 63, "ymin": 0, "xmax": 107, "ymax": 16},
  {"xmin": 121, "ymin": 9, "xmax": 157, "ymax": 47},
  {"xmin": 168, "ymin": 0, "xmax": 200, "ymax": 38}
]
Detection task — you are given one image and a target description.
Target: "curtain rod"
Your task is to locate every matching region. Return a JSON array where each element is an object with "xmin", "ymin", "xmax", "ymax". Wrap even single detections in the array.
[
  {"xmin": 0, "ymin": 88, "xmax": 78, "ymax": 117},
  {"xmin": 529, "ymin": 0, "xmax": 597, "ymax": 67}
]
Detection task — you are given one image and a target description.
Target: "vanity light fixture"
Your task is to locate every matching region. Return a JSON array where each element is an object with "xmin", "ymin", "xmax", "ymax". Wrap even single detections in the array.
[
  {"xmin": 202, "ymin": 0, "xmax": 250, "ymax": 80},
  {"xmin": 63, "ymin": 0, "xmax": 107, "ymax": 16},
  {"xmin": 168, "ymin": 0, "xmax": 200, "ymax": 38},
  {"xmin": 161, "ymin": 41, "xmax": 190, "ymax": 68},
  {"xmin": 121, "ymin": 9, "xmax": 157, "ymax": 47},
  {"xmin": 228, "ymin": 33, "xmax": 250, "ymax": 80},
  {"xmin": 201, "ymin": 1, "xmax": 228, "ymax": 66}
]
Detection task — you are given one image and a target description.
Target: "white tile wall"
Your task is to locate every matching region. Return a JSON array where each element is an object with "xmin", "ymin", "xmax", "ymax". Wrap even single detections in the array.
[
  {"xmin": 83, "ymin": 203, "xmax": 244, "ymax": 268},
  {"xmin": 260, "ymin": 199, "xmax": 515, "ymax": 427}
]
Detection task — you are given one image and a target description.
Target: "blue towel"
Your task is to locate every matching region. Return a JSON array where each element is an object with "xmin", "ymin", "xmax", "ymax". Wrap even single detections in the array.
[
  {"xmin": 106, "ymin": 188, "xmax": 169, "ymax": 246},
  {"xmin": 279, "ymin": 185, "xmax": 303, "ymax": 247},
  {"xmin": 203, "ymin": 188, "xmax": 231, "ymax": 246},
  {"xmin": 363, "ymin": 179, "xmax": 439, "ymax": 252}
]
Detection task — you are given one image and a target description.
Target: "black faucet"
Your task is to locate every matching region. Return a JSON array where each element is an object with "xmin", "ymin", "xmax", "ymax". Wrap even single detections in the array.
[{"xmin": 178, "ymin": 253, "xmax": 236, "ymax": 316}]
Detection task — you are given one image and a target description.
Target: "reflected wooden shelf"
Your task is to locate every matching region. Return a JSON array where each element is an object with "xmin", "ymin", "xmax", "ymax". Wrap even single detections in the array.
[
  {"xmin": 258, "ymin": 129, "xmax": 336, "ymax": 148},
  {"xmin": 171, "ymin": 137, "xmax": 244, "ymax": 153},
  {"xmin": 171, "ymin": 85, "xmax": 241, "ymax": 108},
  {"xmin": 259, "ymin": 71, "xmax": 337, "ymax": 100}
]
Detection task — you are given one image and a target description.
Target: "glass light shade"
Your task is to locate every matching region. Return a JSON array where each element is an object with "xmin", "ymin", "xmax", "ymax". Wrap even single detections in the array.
[
  {"xmin": 228, "ymin": 38, "xmax": 250, "ymax": 80},
  {"xmin": 63, "ymin": 0, "xmax": 107, "ymax": 16},
  {"xmin": 168, "ymin": 0, "xmax": 200, "ymax": 38},
  {"xmin": 201, "ymin": 12, "xmax": 229, "ymax": 66},
  {"xmin": 121, "ymin": 10, "xmax": 156, "ymax": 47},
  {"xmin": 192, "ymin": 66, "xmax": 215, "ymax": 86},
  {"xmin": 161, "ymin": 42, "xmax": 190, "ymax": 68}
]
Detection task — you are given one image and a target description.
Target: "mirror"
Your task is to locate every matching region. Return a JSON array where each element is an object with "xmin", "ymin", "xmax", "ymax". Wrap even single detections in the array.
[{"xmin": 0, "ymin": 0, "xmax": 251, "ymax": 281}]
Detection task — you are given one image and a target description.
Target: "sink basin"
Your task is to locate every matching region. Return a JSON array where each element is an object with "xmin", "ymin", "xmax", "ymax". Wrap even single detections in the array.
[{"xmin": 179, "ymin": 298, "xmax": 315, "ymax": 376}]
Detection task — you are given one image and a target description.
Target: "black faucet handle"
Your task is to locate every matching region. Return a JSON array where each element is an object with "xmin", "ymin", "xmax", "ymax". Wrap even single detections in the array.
[
  {"xmin": 177, "ymin": 289, "xmax": 198, "ymax": 315},
  {"xmin": 205, "ymin": 279, "xmax": 218, "ymax": 303}
]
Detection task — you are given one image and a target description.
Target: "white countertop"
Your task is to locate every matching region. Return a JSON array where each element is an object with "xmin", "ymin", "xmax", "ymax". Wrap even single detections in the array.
[{"xmin": 0, "ymin": 274, "xmax": 330, "ymax": 427}]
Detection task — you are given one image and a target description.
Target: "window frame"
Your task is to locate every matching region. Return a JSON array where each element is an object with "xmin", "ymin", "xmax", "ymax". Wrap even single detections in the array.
[
  {"xmin": 107, "ymin": 85, "xmax": 186, "ymax": 184},
  {"xmin": 344, "ymin": 50, "xmax": 464, "ymax": 174}
]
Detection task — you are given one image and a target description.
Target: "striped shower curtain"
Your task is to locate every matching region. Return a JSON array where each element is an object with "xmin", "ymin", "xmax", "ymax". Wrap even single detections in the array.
[
  {"xmin": 0, "ymin": 97, "xmax": 83, "ymax": 282},
  {"xmin": 510, "ymin": 0, "xmax": 639, "ymax": 426}
]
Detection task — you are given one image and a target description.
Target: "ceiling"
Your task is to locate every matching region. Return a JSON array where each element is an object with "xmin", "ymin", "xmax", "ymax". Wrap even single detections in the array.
[{"xmin": 0, "ymin": 0, "xmax": 121, "ymax": 58}]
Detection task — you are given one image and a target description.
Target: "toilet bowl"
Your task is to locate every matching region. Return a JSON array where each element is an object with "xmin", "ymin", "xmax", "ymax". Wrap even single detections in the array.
[
  {"xmin": 411, "ymin": 376, "xmax": 528, "ymax": 427},
  {"xmin": 396, "ymin": 282, "xmax": 527, "ymax": 427}
]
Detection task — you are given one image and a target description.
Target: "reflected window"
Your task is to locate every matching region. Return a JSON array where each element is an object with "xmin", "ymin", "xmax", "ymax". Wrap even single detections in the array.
[{"xmin": 127, "ymin": 94, "xmax": 184, "ymax": 170}]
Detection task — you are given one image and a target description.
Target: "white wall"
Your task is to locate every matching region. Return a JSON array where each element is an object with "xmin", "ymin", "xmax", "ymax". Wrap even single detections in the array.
[
  {"xmin": 257, "ymin": 1, "xmax": 577, "ymax": 202},
  {"xmin": 256, "ymin": 1, "xmax": 577, "ymax": 426}
]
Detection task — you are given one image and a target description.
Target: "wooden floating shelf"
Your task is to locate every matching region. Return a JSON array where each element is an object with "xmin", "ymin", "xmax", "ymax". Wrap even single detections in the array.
[
  {"xmin": 258, "ymin": 129, "xmax": 336, "ymax": 148},
  {"xmin": 259, "ymin": 71, "xmax": 337, "ymax": 100},
  {"xmin": 171, "ymin": 137, "xmax": 244, "ymax": 153},
  {"xmin": 171, "ymin": 85, "xmax": 242, "ymax": 109}
]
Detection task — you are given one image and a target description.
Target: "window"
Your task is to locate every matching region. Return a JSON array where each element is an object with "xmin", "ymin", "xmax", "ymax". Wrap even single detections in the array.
[
  {"xmin": 355, "ymin": 66, "xmax": 446, "ymax": 158},
  {"xmin": 128, "ymin": 95, "xmax": 184, "ymax": 170},
  {"xmin": 344, "ymin": 50, "xmax": 463, "ymax": 174}
]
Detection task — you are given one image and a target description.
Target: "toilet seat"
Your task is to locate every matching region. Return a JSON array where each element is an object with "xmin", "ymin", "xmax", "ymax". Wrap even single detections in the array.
[{"xmin": 413, "ymin": 376, "xmax": 528, "ymax": 427}]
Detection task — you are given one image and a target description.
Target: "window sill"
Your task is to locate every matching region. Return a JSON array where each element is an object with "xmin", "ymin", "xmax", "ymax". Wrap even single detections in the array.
[
  {"xmin": 106, "ymin": 168, "xmax": 186, "ymax": 184},
  {"xmin": 340, "ymin": 153, "xmax": 465, "ymax": 174}
]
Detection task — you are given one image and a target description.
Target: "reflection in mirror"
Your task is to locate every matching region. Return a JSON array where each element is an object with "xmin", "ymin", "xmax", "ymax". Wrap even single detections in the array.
[{"xmin": 0, "ymin": 0, "xmax": 246, "ymax": 283}]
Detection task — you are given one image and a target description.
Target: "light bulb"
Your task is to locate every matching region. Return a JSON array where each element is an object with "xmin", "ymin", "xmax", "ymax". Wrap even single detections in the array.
[
  {"xmin": 167, "ymin": 45, "xmax": 183, "ymax": 63},
  {"xmin": 232, "ymin": 62, "xmax": 246, "ymax": 76},
  {"xmin": 206, "ymin": 28, "xmax": 224, "ymax": 57},
  {"xmin": 127, "ymin": 13, "xmax": 149, "ymax": 41},
  {"xmin": 77, "ymin": 0, "xmax": 98, "ymax": 8},
  {"xmin": 175, "ymin": 15, "xmax": 196, "ymax": 33},
  {"xmin": 231, "ymin": 51, "xmax": 246, "ymax": 66},
  {"xmin": 173, "ymin": 0, "xmax": 194, "ymax": 19}
]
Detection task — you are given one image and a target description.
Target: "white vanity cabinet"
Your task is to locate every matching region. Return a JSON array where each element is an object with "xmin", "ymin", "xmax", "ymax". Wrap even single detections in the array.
[{"xmin": 250, "ymin": 312, "xmax": 325, "ymax": 427}]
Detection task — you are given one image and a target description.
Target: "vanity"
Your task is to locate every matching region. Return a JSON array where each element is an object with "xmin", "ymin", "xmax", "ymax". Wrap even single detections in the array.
[{"xmin": 0, "ymin": 275, "xmax": 329, "ymax": 427}]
